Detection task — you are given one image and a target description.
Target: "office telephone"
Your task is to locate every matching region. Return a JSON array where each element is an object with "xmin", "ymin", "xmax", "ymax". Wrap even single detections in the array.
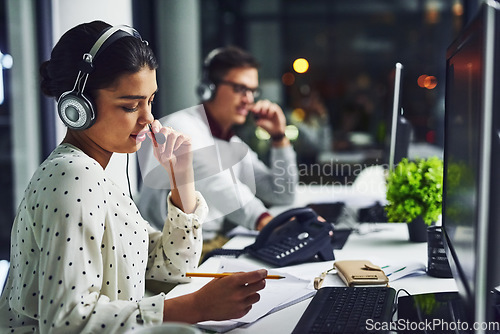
[{"xmin": 203, "ymin": 207, "xmax": 336, "ymax": 266}]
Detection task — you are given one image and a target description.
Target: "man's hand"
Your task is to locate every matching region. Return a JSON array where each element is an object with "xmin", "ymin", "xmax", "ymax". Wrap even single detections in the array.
[
  {"xmin": 256, "ymin": 214, "xmax": 273, "ymax": 231},
  {"xmin": 251, "ymin": 100, "xmax": 289, "ymax": 147}
]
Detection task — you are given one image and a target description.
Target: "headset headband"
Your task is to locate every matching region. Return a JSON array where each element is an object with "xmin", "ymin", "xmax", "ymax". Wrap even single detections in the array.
[{"xmin": 80, "ymin": 25, "xmax": 143, "ymax": 74}]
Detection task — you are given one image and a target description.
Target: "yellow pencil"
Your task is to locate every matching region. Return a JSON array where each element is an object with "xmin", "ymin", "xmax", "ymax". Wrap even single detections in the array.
[{"xmin": 185, "ymin": 272, "xmax": 285, "ymax": 279}]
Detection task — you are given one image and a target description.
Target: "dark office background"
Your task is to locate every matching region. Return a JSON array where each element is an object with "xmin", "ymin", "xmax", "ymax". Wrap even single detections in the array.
[
  {"xmin": 0, "ymin": 0, "xmax": 486, "ymax": 261},
  {"xmin": 135, "ymin": 0, "xmax": 477, "ymax": 166},
  {"xmin": 198, "ymin": 1, "xmax": 462, "ymax": 150}
]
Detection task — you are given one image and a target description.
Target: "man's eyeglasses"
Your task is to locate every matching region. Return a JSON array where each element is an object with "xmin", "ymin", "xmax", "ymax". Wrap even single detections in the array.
[{"xmin": 218, "ymin": 80, "xmax": 261, "ymax": 99}]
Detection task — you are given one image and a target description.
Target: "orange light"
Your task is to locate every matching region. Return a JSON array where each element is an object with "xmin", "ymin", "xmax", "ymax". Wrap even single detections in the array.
[
  {"xmin": 282, "ymin": 72, "xmax": 295, "ymax": 86},
  {"xmin": 417, "ymin": 75, "xmax": 428, "ymax": 88},
  {"xmin": 424, "ymin": 76, "xmax": 437, "ymax": 89},
  {"xmin": 452, "ymin": 2, "xmax": 464, "ymax": 16},
  {"xmin": 291, "ymin": 108, "xmax": 306, "ymax": 122},
  {"xmin": 293, "ymin": 58, "xmax": 309, "ymax": 74}
]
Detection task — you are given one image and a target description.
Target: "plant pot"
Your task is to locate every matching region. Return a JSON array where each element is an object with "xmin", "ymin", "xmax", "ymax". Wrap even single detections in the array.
[{"xmin": 407, "ymin": 216, "xmax": 428, "ymax": 242}]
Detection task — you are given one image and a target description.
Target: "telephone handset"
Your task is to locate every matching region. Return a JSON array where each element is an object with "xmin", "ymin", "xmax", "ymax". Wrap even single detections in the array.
[
  {"xmin": 244, "ymin": 207, "xmax": 335, "ymax": 266},
  {"xmin": 202, "ymin": 207, "xmax": 336, "ymax": 266}
]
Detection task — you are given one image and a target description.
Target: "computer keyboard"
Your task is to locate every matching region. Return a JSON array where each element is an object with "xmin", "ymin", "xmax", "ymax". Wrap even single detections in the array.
[{"xmin": 292, "ymin": 286, "xmax": 396, "ymax": 334}]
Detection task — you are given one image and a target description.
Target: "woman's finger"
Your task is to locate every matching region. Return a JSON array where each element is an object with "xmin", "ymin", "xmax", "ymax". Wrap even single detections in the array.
[
  {"xmin": 173, "ymin": 133, "xmax": 191, "ymax": 151},
  {"xmin": 164, "ymin": 128, "xmax": 176, "ymax": 159}
]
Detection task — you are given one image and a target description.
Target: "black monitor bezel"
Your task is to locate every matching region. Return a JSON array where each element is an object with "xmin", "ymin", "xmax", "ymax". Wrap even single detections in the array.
[{"xmin": 442, "ymin": 1, "xmax": 500, "ymax": 328}]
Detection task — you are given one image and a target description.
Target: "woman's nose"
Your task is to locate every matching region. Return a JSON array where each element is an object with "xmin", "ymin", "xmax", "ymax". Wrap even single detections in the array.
[{"xmin": 139, "ymin": 106, "xmax": 154, "ymax": 125}]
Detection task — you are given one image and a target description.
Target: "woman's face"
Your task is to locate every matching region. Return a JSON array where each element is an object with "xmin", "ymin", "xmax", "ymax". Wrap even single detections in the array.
[{"xmin": 88, "ymin": 67, "xmax": 157, "ymax": 154}]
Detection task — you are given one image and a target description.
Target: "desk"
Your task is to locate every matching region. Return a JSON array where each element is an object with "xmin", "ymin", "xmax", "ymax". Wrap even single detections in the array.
[{"xmin": 166, "ymin": 222, "xmax": 457, "ymax": 333}]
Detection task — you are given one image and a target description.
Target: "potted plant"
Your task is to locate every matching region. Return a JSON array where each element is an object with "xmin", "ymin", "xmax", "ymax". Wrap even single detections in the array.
[{"xmin": 385, "ymin": 157, "xmax": 444, "ymax": 242}]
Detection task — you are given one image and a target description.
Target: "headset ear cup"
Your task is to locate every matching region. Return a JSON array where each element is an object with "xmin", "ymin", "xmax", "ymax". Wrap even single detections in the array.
[
  {"xmin": 57, "ymin": 91, "xmax": 96, "ymax": 130},
  {"xmin": 196, "ymin": 80, "xmax": 216, "ymax": 102}
]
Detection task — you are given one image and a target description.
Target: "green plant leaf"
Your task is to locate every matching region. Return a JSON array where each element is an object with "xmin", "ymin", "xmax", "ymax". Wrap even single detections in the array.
[{"xmin": 386, "ymin": 157, "xmax": 443, "ymax": 225}]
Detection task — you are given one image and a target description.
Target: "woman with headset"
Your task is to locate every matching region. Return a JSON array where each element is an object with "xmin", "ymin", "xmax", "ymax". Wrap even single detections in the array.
[{"xmin": 0, "ymin": 21, "xmax": 267, "ymax": 333}]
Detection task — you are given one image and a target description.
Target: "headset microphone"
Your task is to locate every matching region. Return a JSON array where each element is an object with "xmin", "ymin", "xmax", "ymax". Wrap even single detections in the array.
[{"xmin": 154, "ymin": 133, "xmax": 166, "ymax": 145}]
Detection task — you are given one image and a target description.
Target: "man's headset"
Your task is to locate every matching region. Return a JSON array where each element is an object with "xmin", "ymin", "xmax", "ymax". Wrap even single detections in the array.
[
  {"xmin": 196, "ymin": 48, "xmax": 224, "ymax": 102},
  {"xmin": 57, "ymin": 25, "xmax": 145, "ymax": 130}
]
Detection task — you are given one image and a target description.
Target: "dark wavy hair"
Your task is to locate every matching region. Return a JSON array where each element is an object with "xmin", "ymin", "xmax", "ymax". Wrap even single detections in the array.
[{"xmin": 40, "ymin": 20, "xmax": 158, "ymax": 103}]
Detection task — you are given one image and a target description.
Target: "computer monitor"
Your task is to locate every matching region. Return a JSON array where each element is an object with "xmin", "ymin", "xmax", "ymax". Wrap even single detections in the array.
[
  {"xmin": 387, "ymin": 62, "xmax": 412, "ymax": 172},
  {"xmin": 442, "ymin": 1, "xmax": 500, "ymax": 330}
]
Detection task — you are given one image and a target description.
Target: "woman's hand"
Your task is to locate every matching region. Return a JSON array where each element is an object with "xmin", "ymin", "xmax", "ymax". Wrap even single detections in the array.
[
  {"xmin": 148, "ymin": 120, "xmax": 193, "ymax": 175},
  {"xmin": 163, "ymin": 269, "xmax": 268, "ymax": 323},
  {"xmin": 148, "ymin": 120, "xmax": 196, "ymax": 213}
]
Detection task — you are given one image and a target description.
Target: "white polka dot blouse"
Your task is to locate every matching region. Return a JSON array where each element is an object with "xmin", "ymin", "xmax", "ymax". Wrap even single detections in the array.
[{"xmin": 0, "ymin": 144, "xmax": 208, "ymax": 333}]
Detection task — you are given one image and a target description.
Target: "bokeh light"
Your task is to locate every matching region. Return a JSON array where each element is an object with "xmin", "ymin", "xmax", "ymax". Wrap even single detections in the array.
[
  {"xmin": 291, "ymin": 108, "xmax": 306, "ymax": 122},
  {"xmin": 293, "ymin": 58, "xmax": 309, "ymax": 74},
  {"xmin": 424, "ymin": 76, "xmax": 437, "ymax": 89},
  {"xmin": 254, "ymin": 125, "xmax": 299, "ymax": 141},
  {"xmin": 255, "ymin": 127, "xmax": 270, "ymax": 141},
  {"xmin": 417, "ymin": 74, "xmax": 428, "ymax": 88},
  {"xmin": 417, "ymin": 74, "xmax": 437, "ymax": 89},
  {"xmin": 285, "ymin": 125, "xmax": 299, "ymax": 141},
  {"xmin": 452, "ymin": 2, "xmax": 464, "ymax": 16},
  {"xmin": 282, "ymin": 72, "xmax": 295, "ymax": 86}
]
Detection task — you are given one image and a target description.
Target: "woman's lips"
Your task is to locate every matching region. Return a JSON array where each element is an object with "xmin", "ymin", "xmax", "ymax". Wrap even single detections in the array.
[{"xmin": 133, "ymin": 132, "xmax": 147, "ymax": 143}]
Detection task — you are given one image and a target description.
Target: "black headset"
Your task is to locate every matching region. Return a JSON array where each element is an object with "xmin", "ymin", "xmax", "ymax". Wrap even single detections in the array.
[
  {"xmin": 57, "ymin": 25, "xmax": 144, "ymax": 130},
  {"xmin": 196, "ymin": 48, "xmax": 224, "ymax": 102}
]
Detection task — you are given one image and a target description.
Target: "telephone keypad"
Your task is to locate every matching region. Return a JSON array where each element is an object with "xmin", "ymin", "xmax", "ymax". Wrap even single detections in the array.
[{"xmin": 257, "ymin": 235, "xmax": 316, "ymax": 261}]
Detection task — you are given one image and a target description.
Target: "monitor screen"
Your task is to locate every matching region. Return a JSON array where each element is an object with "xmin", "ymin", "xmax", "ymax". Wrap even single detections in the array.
[{"xmin": 443, "ymin": 1, "xmax": 500, "ymax": 328}]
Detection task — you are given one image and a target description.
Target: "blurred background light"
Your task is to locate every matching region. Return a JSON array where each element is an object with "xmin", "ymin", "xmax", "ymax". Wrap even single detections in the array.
[
  {"xmin": 255, "ymin": 127, "xmax": 271, "ymax": 140},
  {"xmin": 285, "ymin": 125, "xmax": 299, "ymax": 141},
  {"xmin": 293, "ymin": 58, "xmax": 309, "ymax": 73},
  {"xmin": 417, "ymin": 74, "xmax": 428, "ymax": 87},
  {"xmin": 281, "ymin": 72, "xmax": 295, "ymax": 86},
  {"xmin": 291, "ymin": 108, "xmax": 306, "ymax": 122},
  {"xmin": 424, "ymin": 75, "xmax": 437, "ymax": 89}
]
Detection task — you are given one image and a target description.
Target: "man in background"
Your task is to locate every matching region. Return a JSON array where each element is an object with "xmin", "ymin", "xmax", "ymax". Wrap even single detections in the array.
[{"xmin": 137, "ymin": 46, "xmax": 298, "ymax": 254}]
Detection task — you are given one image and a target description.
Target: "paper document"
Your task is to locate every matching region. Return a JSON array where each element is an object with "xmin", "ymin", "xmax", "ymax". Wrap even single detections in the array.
[
  {"xmin": 382, "ymin": 260, "xmax": 426, "ymax": 281},
  {"xmin": 196, "ymin": 258, "xmax": 316, "ymax": 332}
]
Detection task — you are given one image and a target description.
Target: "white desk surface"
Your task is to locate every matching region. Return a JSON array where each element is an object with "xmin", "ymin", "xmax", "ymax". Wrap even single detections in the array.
[{"xmin": 165, "ymin": 182, "xmax": 457, "ymax": 333}]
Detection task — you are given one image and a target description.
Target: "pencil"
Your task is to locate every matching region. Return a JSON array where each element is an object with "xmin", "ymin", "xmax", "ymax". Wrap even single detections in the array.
[{"xmin": 186, "ymin": 272, "xmax": 285, "ymax": 279}]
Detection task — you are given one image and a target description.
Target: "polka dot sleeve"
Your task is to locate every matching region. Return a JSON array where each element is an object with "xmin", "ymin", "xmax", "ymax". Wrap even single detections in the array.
[
  {"xmin": 0, "ymin": 145, "xmax": 171, "ymax": 333},
  {"xmin": 146, "ymin": 191, "xmax": 208, "ymax": 283}
]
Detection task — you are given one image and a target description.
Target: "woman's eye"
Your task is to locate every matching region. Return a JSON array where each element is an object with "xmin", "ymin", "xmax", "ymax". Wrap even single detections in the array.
[{"xmin": 123, "ymin": 106, "xmax": 138, "ymax": 112}]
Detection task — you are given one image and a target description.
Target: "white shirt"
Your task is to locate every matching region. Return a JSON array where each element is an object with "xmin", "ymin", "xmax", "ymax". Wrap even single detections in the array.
[{"xmin": 0, "ymin": 144, "xmax": 208, "ymax": 333}]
